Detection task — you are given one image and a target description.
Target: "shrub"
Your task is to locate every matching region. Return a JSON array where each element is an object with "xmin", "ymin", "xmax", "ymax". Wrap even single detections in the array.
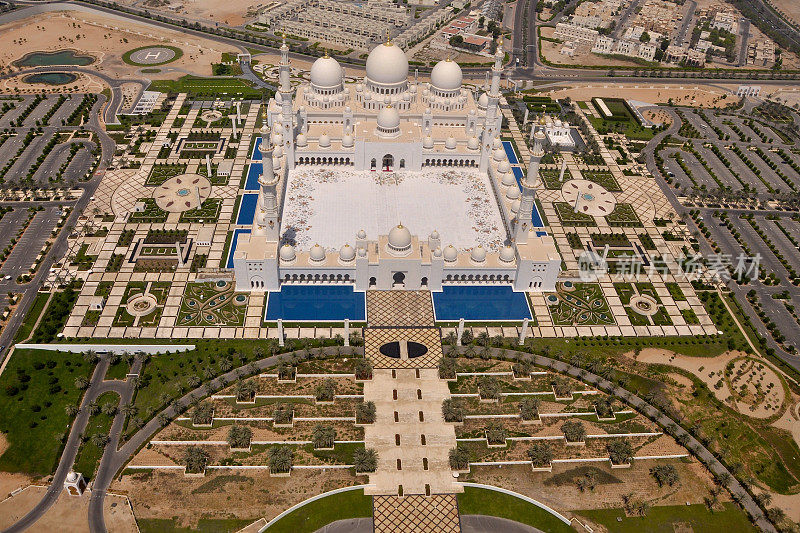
[
  {"xmin": 356, "ymin": 401, "xmax": 376, "ymax": 424},
  {"xmin": 227, "ymin": 424, "xmax": 252, "ymax": 449},
  {"xmin": 449, "ymin": 447, "xmax": 470, "ymax": 470},
  {"xmin": 277, "ymin": 363, "xmax": 295, "ymax": 381},
  {"xmin": 561, "ymin": 420, "xmax": 586, "ymax": 443},
  {"xmin": 235, "ymin": 379, "xmax": 257, "ymax": 402},
  {"xmin": 354, "ymin": 359, "xmax": 373, "ymax": 380},
  {"xmin": 551, "ymin": 377, "xmax": 573, "ymax": 398},
  {"xmin": 485, "ymin": 424, "xmax": 506, "ymax": 445},
  {"xmin": 438, "ymin": 357, "xmax": 458, "ymax": 380},
  {"xmin": 519, "ymin": 397, "xmax": 541, "ymax": 420},
  {"xmin": 650, "ymin": 464, "xmax": 679, "ymax": 487},
  {"xmin": 353, "ymin": 448, "xmax": 378, "ymax": 473},
  {"xmin": 527, "ymin": 442, "xmax": 553, "ymax": 467},
  {"xmin": 512, "ymin": 360, "xmax": 532, "ymax": 378}
]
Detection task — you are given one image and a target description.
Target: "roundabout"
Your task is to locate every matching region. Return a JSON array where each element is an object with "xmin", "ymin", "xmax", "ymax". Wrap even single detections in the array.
[
  {"xmin": 199, "ymin": 109, "xmax": 223, "ymax": 123},
  {"xmin": 125, "ymin": 293, "xmax": 158, "ymax": 317},
  {"xmin": 629, "ymin": 294, "xmax": 659, "ymax": 317},
  {"xmin": 152, "ymin": 174, "xmax": 211, "ymax": 213},
  {"xmin": 560, "ymin": 179, "xmax": 617, "ymax": 217},
  {"xmin": 123, "ymin": 46, "xmax": 182, "ymax": 66}
]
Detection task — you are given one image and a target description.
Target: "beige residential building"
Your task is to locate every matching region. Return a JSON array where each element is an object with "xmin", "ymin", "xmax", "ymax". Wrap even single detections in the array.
[{"xmin": 554, "ymin": 22, "xmax": 599, "ymax": 44}]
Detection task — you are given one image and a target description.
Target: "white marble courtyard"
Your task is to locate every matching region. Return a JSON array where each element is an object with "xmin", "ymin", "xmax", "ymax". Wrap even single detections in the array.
[{"xmin": 280, "ymin": 168, "xmax": 507, "ymax": 252}]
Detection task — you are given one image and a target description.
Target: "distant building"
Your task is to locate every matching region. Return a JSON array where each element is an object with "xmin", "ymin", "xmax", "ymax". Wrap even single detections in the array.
[
  {"xmin": 710, "ymin": 11, "xmax": 738, "ymax": 33},
  {"xmin": 554, "ymin": 22, "xmax": 599, "ymax": 45}
]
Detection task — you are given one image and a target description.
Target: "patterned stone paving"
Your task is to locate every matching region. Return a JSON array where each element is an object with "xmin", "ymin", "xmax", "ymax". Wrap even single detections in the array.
[
  {"xmin": 373, "ymin": 494, "xmax": 461, "ymax": 533},
  {"xmin": 364, "ymin": 328, "xmax": 443, "ymax": 369},
  {"xmin": 367, "ymin": 290, "xmax": 435, "ymax": 327}
]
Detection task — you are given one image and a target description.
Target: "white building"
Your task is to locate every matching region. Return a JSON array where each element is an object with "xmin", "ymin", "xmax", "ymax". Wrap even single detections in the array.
[
  {"xmin": 232, "ymin": 38, "xmax": 561, "ymax": 293},
  {"xmin": 554, "ymin": 22, "xmax": 599, "ymax": 45},
  {"xmin": 592, "ymin": 36, "xmax": 615, "ymax": 55},
  {"xmin": 543, "ymin": 117, "xmax": 575, "ymax": 151}
]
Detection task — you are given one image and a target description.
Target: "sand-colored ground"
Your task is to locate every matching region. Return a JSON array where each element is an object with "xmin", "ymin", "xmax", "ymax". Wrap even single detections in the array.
[
  {"xmin": 468, "ymin": 459, "xmax": 720, "ymax": 514},
  {"xmin": 764, "ymin": 87, "xmax": 800, "ymax": 108},
  {"xmin": 119, "ymin": 0, "xmax": 263, "ymax": 27},
  {"xmin": 542, "ymin": 83, "xmax": 737, "ymax": 108},
  {"xmin": 768, "ymin": 0, "xmax": 800, "ymax": 28},
  {"xmin": 112, "ymin": 468, "xmax": 361, "ymax": 529},
  {"xmin": 0, "ymin": 10, "xmax": 233, "ymax": 81},
  {"xmin": 0, "ymin": 71, "xmax": 106, "ymax": 95},
  {"xmin": 0, "ymin": 486, "xmax": 137, "ymax": 532},
  {"xmin": 642, "ymin": 109, "xmax": 674, "ymax": 127},
  {"xmin": 0, "ymin": 434, "xmax": 33, "ymax": 498},
  {"xmin": 539, "ymin": 27, "xmax": 652, "ymax": 69},
  {"xmin": 635, "ymin": 349, "xmax": 787, "ymax": 419},
  {"xmin": 770, "ymin": 402, "xmax": 800, "ymax": 520}
]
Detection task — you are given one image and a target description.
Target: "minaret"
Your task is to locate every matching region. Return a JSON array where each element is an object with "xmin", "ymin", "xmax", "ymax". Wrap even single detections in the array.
[
  {"xmin": 480, "ymin": 39, "xmax": 504, "ymax": 171},
  {"xmin": 514, "ymin": 129, "xmax": 545, "ymax": 244},
  {"xmin": 253, "ymin": 123, "xmax": 280, "ymax": 241},
  {"xmin": 279, "ymin": 35, "xmax": 295, "ymax": 170}
]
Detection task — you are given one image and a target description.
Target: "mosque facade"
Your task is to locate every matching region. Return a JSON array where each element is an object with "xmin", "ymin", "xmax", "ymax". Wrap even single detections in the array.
[{"xmin": 232, "ymin": 37, "xmax": 561, "ymax": 293}]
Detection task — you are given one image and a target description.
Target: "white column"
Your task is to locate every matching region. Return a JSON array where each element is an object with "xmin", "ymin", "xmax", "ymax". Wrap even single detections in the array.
[
  {"xmin": 518, "ymin": 318, "xmax": 529, "ymax": 345},
  {"xmin": 344, "ymin": 319, "xmax": 350, "ymax": 347},
  {"xmin": 277, "ymin": 319, "xmax": 284, "ymax": 347},
  {"xmin": 457, "ymin": 318, "xmax": 465, "ymax": 346},
  {"xmin": 559, "ymin": 158, "xmax": 567, "ymax": 182},
  {"xmin": 206, "ymin": 154, "xmax": 211, "ymax": 176},
  {"xmin": 176, "ymin": 241, "xmax": 184, "ymax": 267}
]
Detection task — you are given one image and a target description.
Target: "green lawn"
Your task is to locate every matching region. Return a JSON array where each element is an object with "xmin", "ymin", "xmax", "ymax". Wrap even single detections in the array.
[
  {"xmin": 264, "ymin": 488, "xmax": 372, "ymax": 533},
  {"xmin": 577, "ymin": 503, "xmax": 756, "ymax": 533},
  {"xmin": 73, "ymin": 391, "xmax": 119, "ymax": 479},
  {"xmin": 149, "ymin": 76, "xmax": 266, "ymax": 99},
  {"xmin": 0, "ymin": 349, "xmax": 95, "ymax": 475},
  {"xmin": 457, "ymin": 486, "xmax": 573, "ymax": 533},
  {"xmin": 138, "ymin": 518, "xmax": 255, "ymax": 533},
  {"xmin": 13, "ymin": 292, "xmax": 49, "ymax": 343}
]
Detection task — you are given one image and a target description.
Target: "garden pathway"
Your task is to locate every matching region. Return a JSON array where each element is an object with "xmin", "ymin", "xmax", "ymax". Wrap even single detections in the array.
[{"xmin": 362, "ymin": 290, "xmax": 463, "ymax": 532}]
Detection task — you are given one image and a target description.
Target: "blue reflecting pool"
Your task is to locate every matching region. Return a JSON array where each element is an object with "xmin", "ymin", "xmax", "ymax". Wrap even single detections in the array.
[
  {"xmin": 502, "ymin": 141, "xmax": 519, "ymax": 164},
  {"xmin": 244, "ymin": 163, "xmax": 261, "ymax": 190},
  {"xmin": 236, "ymin": 194, "xmax": 258, "ymax": 225},
  {"xmin": 251, "ymin": 136, "xmax": 262, "ymax": 160},
  {"xmin": 226, "ymin": 229, "xmax": 251, "ymax": 269},
  {"xmin": 265, "ymin": 285, "xmax": 366, "ymax": 322},
  {"xmin": 433, "ymin": 285, "xmax": 532, "ymax": 321}
]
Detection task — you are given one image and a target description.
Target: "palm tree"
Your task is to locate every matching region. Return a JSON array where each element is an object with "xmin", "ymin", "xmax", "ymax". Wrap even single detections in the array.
[
  {"xmin": 527, "ymin": 442, "xmax": 553, "ymax": 468},
  {"xmin": 268, "ymin": 446, "xmax": 293, "ymax": 474},
  {"xmin": 184, "ymin": 446, "xmax": 209, "ymax": 474},
  {"xmin": 312, "ymin": 424, "xmax": 336, "ymax": 449},
  {"xmin": 235, "ymin": 379, "xmax": 257, "ymax": 402},
  {"xmin": 561, "ymin": 420, "xmax": 586, "ymax": 443},
  {"xmin": 442, "ymin": 399, "xmax": 464, "ymax": 422},
  {"xmin": 356, "ymin": 401, "xmax": 376, "ymax": 424},
  {"xmin": 448, "ymin": 447, "xmax": 470, "ymax": 470},
  {"xmin": 353, "ymin": 448, "xmax": 378, "ymax": 473},
  {"xmin": 90, "ymin": 433, "xmax": 109, "ymax": 448},
  {"xmin": 519, "ymin": 397, "xmax": 540, "ymax": 421},
  {"xmin": 227, "ymin": 424, "xmax": 253, "ymax": 449}
]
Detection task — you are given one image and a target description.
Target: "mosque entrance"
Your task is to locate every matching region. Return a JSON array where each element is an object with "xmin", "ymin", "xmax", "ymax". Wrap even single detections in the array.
[
  {"xmin": 382, "ymin": 154, "xmax": 394, "ymax": 171},
  {"xmin": 392, "ymin": 271, "xmax": 405, "ymax": 288}
]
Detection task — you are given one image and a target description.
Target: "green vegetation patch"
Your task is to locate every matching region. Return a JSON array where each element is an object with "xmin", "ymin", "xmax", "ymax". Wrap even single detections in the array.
[
  {"xmin": 577, "ymin": 503, "xmax": 756, "ymax": 533},
  {"xmin": 149, "ymin": 76, "xmax": 266, "ymax": 99},
  {"xmin": 145, "ymin": 163, "xmax": 187, "ymax": 186},
  {"xmin": 457, "ymin": 486, "xmax": 573, "ymax": 533},
  {"xmin": 0, "ymin": 349, "xmax": 94, "ymax": 475},
  {"xmin": 129, "ymin": 198, "xmax": 167, "ymax": 224},
  {"xmin": 264, "ymin": 488, "xmax": 372, "ymax": 533},
  {"xmin": 582, "ymin": 170, "xmax": 621, "ymax": 192},
  {"xmin": 553, "ymin": 202, "xmax": 597, "ymax": 227},
  {"xmin": 606, "ymin": 203, "xmax": 643, "ymax": 227},
  {"xmin": 73, "ymin": 391, "xmax": 120, "ymax": 479},
  {"xmin": 179, "ymin": 198, "xmax": 222, "ymax": 223}
]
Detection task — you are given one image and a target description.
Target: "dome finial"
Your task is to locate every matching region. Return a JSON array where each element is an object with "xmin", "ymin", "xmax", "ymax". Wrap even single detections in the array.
[
  {"xmin": 385, "ymin": 30, "xmax": 391, "ymax": 45},
  {"xmin": 323, "ymin": 48, "xmax": 329, "ymax": 58}
]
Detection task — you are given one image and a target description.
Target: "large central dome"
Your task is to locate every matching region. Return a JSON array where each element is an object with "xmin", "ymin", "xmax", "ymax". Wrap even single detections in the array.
[
  {"xmin": 366, "ymin": 41, "xmax": 409, "ymax": 85},
  {"xmin": 310, "ymin": 55, "xmax": 343, "ymax": 89}
]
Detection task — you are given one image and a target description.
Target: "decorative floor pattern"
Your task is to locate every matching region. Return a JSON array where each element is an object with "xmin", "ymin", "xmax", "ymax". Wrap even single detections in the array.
[
  {"xmin": 373, "ymin": 494, "xmax": 461, "ymax": 533},
  {"xmin": 367, "ymin": 290, "xmax": 435, "ymax": 327},
  {"xmin": 364, "ymin": 328, "xmax": 443, "ymax": 369}
]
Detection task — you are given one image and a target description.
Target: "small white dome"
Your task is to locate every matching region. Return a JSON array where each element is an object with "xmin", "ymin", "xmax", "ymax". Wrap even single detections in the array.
[
  {"xmin": 366, "ymin": 40, "xmax": 409, "ymax": 85},
  {"xmin": 388, "ymin": 224, "xmax": 412, "ymax": 251},
  {"xmin": 309, "ymin": 244, "xmax": 325, "ymax": 262},
  {"xmin": 271, "ymin": 130, "xmax": 283, "ymax": 145},
  {"xmin": 279, "ymin": 244, "xmax": 296, "ymax": 262},
  {"xmin": 357, "ymin": 229, "xmax": 367, "ymax": 240},
  {"xmin": 492, "ymin": 137, "xmax": 501, "ymax": 149},
  {"xmin": 67, "ymin": 472, "xmax": 78, "ymax": 482},
  {"xmin": 358, "ymin": 247, "xmax": 367, "ymax": 257},
  {"xmin": 342, "ymin": 133, "xmax": 354, "ymax": 148},
  {"xmin": 470, "ymin": 246, "xmax": 486, "ymax": 263},
  {"xmin": 318, "ymin": 133, "xmax": 331, "ymax": 148},
  {"xmin": 345, "ymin": 106, "xmax": 351, "ymax": 113},
  {"xmin": 499, "ymin": 160, "xmax": 511, "ymax": 173},
  {"xmin": 478, "ymin": 92, "xmax": 488, "ymax": 108},
  {"xmin": 433, "ymin": 247, "xmax": 442, "ymax": 258},
  {"xmin": 445, "ymin": 136, "xmax": 456, "ymax": 150},
  {"xmin": 310, "ymin": 55, "xmax": 343, "ymax": 89},
  {"xmin": 506, "ymin": 186, "xmax": 520, "ymax": 200},
  {"xmin": 296, "ymin": 133, "xmax": 307, "ymax": 147},
  {"xmin": 423, "ymin": 136, "xmax": 434, "ymax": 149},
  {"xmin": 468, "ymin": 136, "xmax": 479, "ymax": 150},
  {"xmin": 356, "ymin": 83, "xmax": 363, "ymax": 92},
  {"xmin": 430, "ymin": 58, "xmax": 463, "ymax": 91},
  {"xmin": 502, "ymin": 172, "xmax": 516, "ymax": 187},
  {"xmin": 499, "ymin": 245, "xmax": 515, "ymax": 263},
  {"xmin": 377, "ymin": 105, "xmax": 400, "ymax": 130},
  {"xmin": 443, "ymin": 244, "xmax": 458, "ymax": 262},
  {"xmin": 511, "ymin": 199, "xmax": 520, "ymax": 213},
  {"xmin": 339, "ymin": 244, "xmax": 356, "ymax": 262},
  {"xmin": 493, "ymin": 147, "xmax": 505, "ymax": 161},
  {"xmin": 430, "ymin": 230, "xmax": 440, "ymax": 240},
  {"xmin": 273, "ymin": 144, "xmax": 284, "ymax": 158},
  {"xmin": 364, "ymin": 93, "xmax": 372, "ymax": 100}
]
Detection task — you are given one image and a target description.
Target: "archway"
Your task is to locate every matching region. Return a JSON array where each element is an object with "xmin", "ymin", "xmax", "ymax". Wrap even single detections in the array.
[
  {"xmin": 392, "ymin": 271, "xmax": 405, "ymax": 287},
  {"xmin": 370, "ymin": 158, "xmax": 377, "ymax": 171},
  {"xmin": 382, "ymin": 154, "xmax": 394, "ymax": 171}
]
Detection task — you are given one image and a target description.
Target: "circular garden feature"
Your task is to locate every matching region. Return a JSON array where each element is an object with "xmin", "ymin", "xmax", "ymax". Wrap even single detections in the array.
[
  {"xmin": 123, "ymin": 46, "xmax": 182, "ymax": 66},
  {"xmin": 379, "ymin": 341, "xmax": 429, "ymax": 359}
]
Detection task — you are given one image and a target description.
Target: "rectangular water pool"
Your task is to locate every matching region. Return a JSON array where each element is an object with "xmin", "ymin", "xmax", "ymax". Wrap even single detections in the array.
[
  {"xmin": 432, "ymin": 285, "xmax": 532, "ymax": 322},
  {"xmin": 511, "ymin": 167, "xmax": 545, "ymax": 229},
  {"xmin": 244, "ymin": 162, "xmax": 261, "ymax": 191},
  {"xmin": 502, "ymin": 140, "xmax": 519, "ymax": 165},
  {"xmin": 236, "ymin": 194, "xmax": 258, "ymax": 225},
  {"xmin": 251, "ymin": 136, "xmax": 262, "ymax": 161},
  {"xmin": 226, "ymin": 228, "xmax": 251, "ymax": 269},
  {"xmin": 265, "ymin": 285, "xmax": 366, "ymax": 322}
]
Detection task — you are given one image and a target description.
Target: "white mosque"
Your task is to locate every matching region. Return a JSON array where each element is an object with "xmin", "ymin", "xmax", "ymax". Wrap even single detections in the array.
[{"xmin": 232, "ymin": 36, "xmax": 561, "ymax": 292}]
